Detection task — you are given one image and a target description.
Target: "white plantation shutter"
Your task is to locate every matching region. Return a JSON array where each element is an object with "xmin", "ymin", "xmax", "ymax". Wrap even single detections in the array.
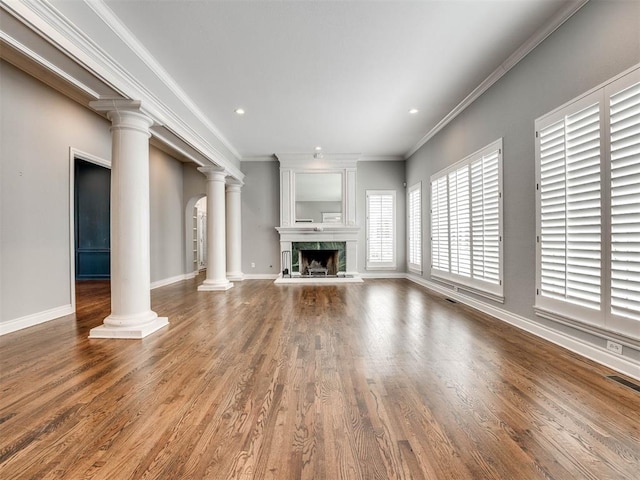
[
  {"xmin": 408, "ymin": 183, "xmax": 422, "ymax": 272},
  {"xmin": 449, "ymin": 166, "xmax": 471, "ymax": 277},
  {"xmin": 565, "ymin": 103, "xmax": 602, "ymax": 309},
  {"xmin": 539, "ymin": 119, "xmax": 568, "ymax": 300},
  {"xmin": 536, "ymin": 66, "xmax": 640, "ymax": 340},
  {"xmin": 471, "ymin": 150, "xmax": 501, "ymax": 284},
  {"xmin": 430, "ymin": 139, "xmax": 503, "ymax": 298},
  {"xmin": 610, "ymin": 79, "xmax": 640, "ymax": 322},
  {"xmin": 431, "ymin": 176, "xmax": 449, "ymax": 272},
  {"xmin": 366, "ymin": 191, "xmax": 395, "ymax": 268},
  {"xmin": 537, "ymin": 97, "xmax": 602, "ymax": 316}
]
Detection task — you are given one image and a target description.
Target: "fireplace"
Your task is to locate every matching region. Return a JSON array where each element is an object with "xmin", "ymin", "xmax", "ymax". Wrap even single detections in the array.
[
  {"xmin": 275, "ymin": 153, "xmax": 362, "ymax": 283},
  {"xmin": 299, "ymin": 249, "xmax": 339, "ymax": 276}
]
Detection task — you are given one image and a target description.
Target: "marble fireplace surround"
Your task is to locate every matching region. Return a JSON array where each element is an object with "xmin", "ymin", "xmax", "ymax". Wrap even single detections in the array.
[{"xmin": 275, "ymin": 154, "xmax": 363, "ymax": 284}]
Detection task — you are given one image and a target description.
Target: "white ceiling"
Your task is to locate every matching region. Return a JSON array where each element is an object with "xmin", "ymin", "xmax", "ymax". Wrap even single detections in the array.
[{"xmin": 98, "ymin": 0, "xmax": 575, "ymax": 160}]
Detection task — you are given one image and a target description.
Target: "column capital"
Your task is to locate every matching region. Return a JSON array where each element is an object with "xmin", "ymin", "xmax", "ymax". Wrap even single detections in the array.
[
  {"xmin": 226, "ymin": 178, "xmax": 243, "ymax": 192},
  {"xmin": 197, "ymin": 165, "xmax": 227, "ymax": 182},
  {"xmin": 89, "ymin": 99, "xmax": 153, "ymax": 134}
]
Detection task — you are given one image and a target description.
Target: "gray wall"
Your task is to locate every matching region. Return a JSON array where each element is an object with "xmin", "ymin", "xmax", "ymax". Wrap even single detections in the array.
[
  {"xmin": 241, "ymin": 161, "xmax": 281, "ymax": 275},
  {"xmin": 1, "ymin": 60, "xmax": 111, "ymax": 322},
  {"xmin": 406, "ymin": 0, "xmax": 640, "ymax": 362},
  {"xmin": 0, "ymin": 60, "xmax": 194, "ymax": 326},
  {"xmin": 357, "ymin": 161, "xmax": 407, "ymax": 273},
  {"xmin": 240, "ymin": 160, "xmax": 408, "ymax": 276},
  {"xmin": 150, "ymin": 146, "xmax": 185, "ymax": 283}
]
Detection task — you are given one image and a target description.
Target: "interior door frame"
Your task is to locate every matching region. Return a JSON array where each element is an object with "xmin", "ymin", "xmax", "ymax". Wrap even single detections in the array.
[{"xmin": 68, "ymin": 147, "xmax": 110, "ymax": 312}]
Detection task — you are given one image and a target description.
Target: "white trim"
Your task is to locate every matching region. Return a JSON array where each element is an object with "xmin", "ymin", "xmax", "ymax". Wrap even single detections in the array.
[
  {"xmin": 406, "ymin": 0, "xmax": 589, "ymax": 158},
  {"xmin": 68, "ymin": 148, "xmax": 111, "ymax": 315},
  {"xmin": 85, "ymin": 0, "xmax": 241, "ymax": 161},
  {"xmin": 359, "ymin": 272, "xmax": 406, "ymax": 279},
  {"xmin": 150, "ymin": 274, "xmax": 191, "ymax": 290},
  {"xmin": 0, "ymin": 304, "xmax": 74, "ymax": 336},
  {"xmin": 244, "ymin": 274, "xmax": 280, "ymax": 280},
  {"xmin": 407, "ymin": 181, "xmax": 422, "ymax": 273},
  {"xmin": 406, "ymin": 274, "xmax": 640, "ymax": 382},
  {"xmin": 275, "ymin": 275, "xmax": 363, "ymax": 284},
  {"xmin": 366, "ymin": 189, "xmax": 397, "ymax": 269},
  {"xmin": 0, "ymin": 31, "xmax": 100, "ymax": 100},
  {"xmin": 359, "ymin": 155, "xmax": 405, "ymax": 162},
  {"xmin": 1, "ymin": 0, "xmax": 244, "ymax": 182}
]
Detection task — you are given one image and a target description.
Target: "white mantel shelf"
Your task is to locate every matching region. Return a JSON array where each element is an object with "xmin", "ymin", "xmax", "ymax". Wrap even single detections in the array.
[{"xmin": 276, "ymin": 225, "xmax": 360, "ymax": 242}]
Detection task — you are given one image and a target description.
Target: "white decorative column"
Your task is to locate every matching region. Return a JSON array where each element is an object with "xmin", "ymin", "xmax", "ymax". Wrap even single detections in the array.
[
  {"xmin": 198, "ymin": 166, "xmax": 233, "ymax": 291},
  {"xmin": 226, "ymin": 179, "xmax": 244, "ymax": 281},
  {"xmin": 88, "ymin": 99, "xmax": 168, "ymax": 339}
]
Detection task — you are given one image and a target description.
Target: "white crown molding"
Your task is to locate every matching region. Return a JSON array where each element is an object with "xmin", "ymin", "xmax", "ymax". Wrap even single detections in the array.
[
  {"xmin": 276, "ymin": 153, "xmax": 360, "ymax": 169},
  {"xmin": 359, "ymin": 155, "xmax": 405, "ymax": 162},
  {"xmin": 1, "ymin": 0, "xmax": 244, "ymax": 181},
  {"xmin": 405, "ymin": 0, "xmax": 590, "ymax": 159},
  {"xmin": 84, "ymin": 0, "xmax": 242, "ymax": 161},
  {"xmin": 0, "ymin": 31, "xmax": 101, "ymax": 100},
  {"xmin": 240, "ymin": 155, "xmax": 278, "ymax": 162}
]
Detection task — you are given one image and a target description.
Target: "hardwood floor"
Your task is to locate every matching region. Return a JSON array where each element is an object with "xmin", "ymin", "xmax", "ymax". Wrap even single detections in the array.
[{"xmin": 1, "ymin": 277, "xmax": 638, "ymax": 479}]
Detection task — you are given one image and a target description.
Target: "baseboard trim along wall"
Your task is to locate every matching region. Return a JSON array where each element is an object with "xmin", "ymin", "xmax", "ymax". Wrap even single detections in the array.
[
  {"xmin": 151, "ymin": 274, "xmax": 192, "ymax": 290},
  {"xmin": 0, "ymin": 304, "xmax": 74, "ymax": 336},
  {"xmin": 360, "ymin": 272, "xmax": 407, "ymax": 279},
  {"xmin": 243, "ymin": 274, "xmax": 279, "ymax": 280},
  {"xmin": 405, "ymin": 274, "xmax": 640, "ymax": 382}
]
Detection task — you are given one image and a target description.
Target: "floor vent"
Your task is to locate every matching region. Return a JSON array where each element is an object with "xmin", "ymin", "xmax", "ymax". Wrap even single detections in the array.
[
  {"xmin": 445, "ymin": 298, "xmax": 457, "ymax": 304},
  {"xmin": 606, "ymin": 375, "xmax": 640, "ymax": 393}
]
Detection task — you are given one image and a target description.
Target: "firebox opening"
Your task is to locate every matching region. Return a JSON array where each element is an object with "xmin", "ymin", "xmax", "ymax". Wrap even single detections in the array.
[{"xmin": 299, "ymin": 249, "xmax": 339, "ymax": 276}]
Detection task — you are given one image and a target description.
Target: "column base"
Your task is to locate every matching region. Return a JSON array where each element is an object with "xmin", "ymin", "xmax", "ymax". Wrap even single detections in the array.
[
  {"xmin": 198, "ymin": 279, "xmax": 234, "ymax": 291},
  {"xmin": 227, "ymin": 271, "xmax": 244, "ymax": 281},
  {"xmin": 89, "ymin": 317, "xmax": 169, "ymax": 339}
]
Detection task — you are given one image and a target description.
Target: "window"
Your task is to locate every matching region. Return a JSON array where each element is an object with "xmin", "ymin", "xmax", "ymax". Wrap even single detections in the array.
[
  {"xmin": 430, "ymin": 139, "xmax": 503, "ymax": 300},
  {"xmin": 366, "ymin": 190, "xmax": 396, "ymax": 269},
  {"xmin": 535, "ymin": 65, "xmax": 640, "ymax": 340},
  {"xmin": 408, "ymin": 182, "xmax": 422, "ymax": 273}
]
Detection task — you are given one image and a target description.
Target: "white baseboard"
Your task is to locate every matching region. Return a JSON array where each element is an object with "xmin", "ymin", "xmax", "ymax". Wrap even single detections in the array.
[
  {"xmin": 243, "ymin": 274, "xmax": 279, "ymax": 280},
  {"xmin": 360, "ymin": 272, "xmax": 407, "ymax": 279},
  {"xmin": 151, "ymin": 274, "xmax": 190, "ymax": 290},
  {"xmin": 406, "ymin": 274, "xmax": 640, "ymax": 381},
  {"xmin": 0, "ymin": 304, "xmax": 74, "ymax": 336}
]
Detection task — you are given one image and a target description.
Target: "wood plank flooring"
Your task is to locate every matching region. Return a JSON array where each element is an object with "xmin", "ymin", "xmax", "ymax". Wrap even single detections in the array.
[{"xmin": 1, "ymin": 277, "xmax": 638, "ymax": 479}]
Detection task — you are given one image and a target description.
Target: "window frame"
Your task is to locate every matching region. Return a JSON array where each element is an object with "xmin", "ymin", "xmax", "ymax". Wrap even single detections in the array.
[
  {"xmin": 408, "ymin": 182, "xmax": 422, "ymax": 274},
  {"xmin": 430, "ymin": 139, "xmax": 504, "ymax": 301},
  {"xmin": 534, "ymin": 64, "xmax": 640, "ymax": 341},
  {"xmin": 366, "ymin": 190, "xmax": 396, "ymax": 270}
]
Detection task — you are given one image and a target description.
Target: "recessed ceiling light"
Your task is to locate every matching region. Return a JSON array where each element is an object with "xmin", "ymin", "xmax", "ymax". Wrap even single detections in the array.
[
  {"xmin": 235, "ymin": 108, "xmax": 245, "ymax": 115},
  {"xmin": 315, "ymin": 146, "xmax": 322, "ymax": 151},
  {"xmin": 409, "ymin": 108, "xmax": 419, "ymax": 114}
]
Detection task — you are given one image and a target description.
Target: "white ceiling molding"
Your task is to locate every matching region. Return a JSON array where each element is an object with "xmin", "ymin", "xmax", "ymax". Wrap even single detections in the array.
[
  {"xmin": 240, "ymin": 155, "xmax": 278, "ymax": 163},
  {"xmin": 405, "ymin": 0, "xmax": 590, "ymax": 159},
  {"xmin": 1, "ymin": 0, "xmax": 244, "ymax": 181},
  {"xmin": 0, "ymin": 31, "xmax": 101, "ymax": 101},
  {"xmin": 359, "ymin": 155, "xmax": 405, "ymax": 162},
  {"xmin": 85, "ymin": 0, "xmax": 242, "ymax": 161},
  {"xmin": 276, "ymin": 153, "xmax": 360, "ymax": 170}
]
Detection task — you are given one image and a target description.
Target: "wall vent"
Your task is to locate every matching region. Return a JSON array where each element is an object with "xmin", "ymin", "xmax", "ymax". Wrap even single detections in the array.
[{"xmin": 606, "ymin": 375, "xmax": 640, "ymax": 393}]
